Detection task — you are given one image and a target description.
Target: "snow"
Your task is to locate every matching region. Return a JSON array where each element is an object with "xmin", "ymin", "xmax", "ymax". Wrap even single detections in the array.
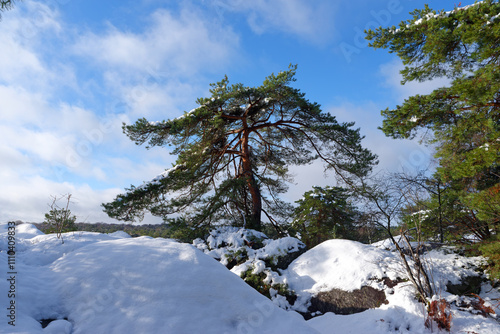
[
  {"xmin": 0, "ymin": 223, "xmax": 317, "ymax": 334},
  {"xmin": 284, "ymin": 240, "xmax": 401, "ymax": 293},
  {"xmin": 194, "ymin": 227, "xmax": 305, "ymax": 284},
  {"xmin": 1, "ymin": 223, "xmax": 499, "ymax": 333},
  {"xmin": 283, "ymin": 239, "xmax": 499, "ymax": 334},
  {"xmin": 149, "ymin": 106, "xmax": 200, "ymax": 126},
  {"xmin": 394, "ymin": 1, "xmax": 489, "ymax": 33}
]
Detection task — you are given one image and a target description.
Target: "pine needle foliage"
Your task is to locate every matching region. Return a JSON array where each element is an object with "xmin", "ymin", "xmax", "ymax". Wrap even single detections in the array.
[{"xmin": 366, "ymin": 1, "xmax": 500, "ymax": 239}]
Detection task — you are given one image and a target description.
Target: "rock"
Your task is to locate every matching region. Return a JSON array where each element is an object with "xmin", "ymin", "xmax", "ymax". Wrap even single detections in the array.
[
  {"xmin": 308, "ymin": 286, "xmax": 388, "ymax": 317},
  {"xmin": 446, "ymin": 275, "xmax": 482, "ymax": 295},
  {"xmin": 267, "ymin": 245, "xmax": 307, "ymax": 271}
]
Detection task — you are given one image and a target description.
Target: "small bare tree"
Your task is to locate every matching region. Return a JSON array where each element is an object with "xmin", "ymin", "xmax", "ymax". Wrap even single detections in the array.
[
  {"xmin": 357, "ymin": 173, "xmax": 434, "ymax": 301},
  {"xmin": 44, "ymin": 194, "xmax": 77, "ymax": 244}
]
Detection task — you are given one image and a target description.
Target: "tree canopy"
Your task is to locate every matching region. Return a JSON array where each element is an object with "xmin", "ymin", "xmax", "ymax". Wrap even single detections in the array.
[
  {"xmin": 103, "ymin": 65, "xmax": 376, "ymax": 234},
  {"xmin": 366, "ymin": 1, "xmax": 500, "ymax": 239}
]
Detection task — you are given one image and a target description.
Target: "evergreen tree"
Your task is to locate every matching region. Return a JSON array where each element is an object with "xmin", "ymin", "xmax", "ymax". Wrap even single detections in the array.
[
  {"xmin": 366, "ymin": 1, "xmax": 500, "ymax": 239},
  {"xmin": 292, "ymin": 186, "xmax": 359, "ymax": 248},
  {"xmin": 103, "ymin": 65, "xmax": 376, "ymax": 234}
]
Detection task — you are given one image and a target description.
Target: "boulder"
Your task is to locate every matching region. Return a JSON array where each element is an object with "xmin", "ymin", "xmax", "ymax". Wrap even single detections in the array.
[
  {"xmin": 446, "ymin": 275, "xmax": 482, "ymax": 295},
  {"xmin": 308, "ymin": 286, "xmax": 388, "ymax": 317}
]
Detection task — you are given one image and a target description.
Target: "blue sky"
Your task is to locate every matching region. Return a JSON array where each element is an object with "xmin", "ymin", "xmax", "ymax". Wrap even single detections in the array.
[{"xmin": 0, "ymin": 0, "xmax": 469, "ymax": 224}]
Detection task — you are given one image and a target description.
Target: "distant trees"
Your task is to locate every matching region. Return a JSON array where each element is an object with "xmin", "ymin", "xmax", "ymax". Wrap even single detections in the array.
[
  {"xmin": 366, "ymin": 0, "xmax": 500, "ymax": 241},
  {"xmin": 103, "ymin": 65, "xmax": 376, "ymax": 236}
]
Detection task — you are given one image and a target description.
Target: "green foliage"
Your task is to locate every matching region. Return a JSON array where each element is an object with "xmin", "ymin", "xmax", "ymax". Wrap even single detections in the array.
[
  {"xmin": 240, "ymin": 268, "xmax": 296, "ymax": 304},
  {"xmin": 44, "ymin": 209, "xmax": 76, "ymax": 234},
  {"xmin": 400, "ymin": 177, "xmax": 484, "ymax": 242},
  {"xmin": 476, "ymin": 235, "xmax": 500, "ymax": 280},
  {"xmin": 366, "ymin": 1, "xmax": 500, "ymax": 239},
  {"xmin": 224, "ymin": 248, "xmax": 249, "ymax": 269},
  {"xmin": 292, "ymin": 186, "xmax": 360, "ymax": 248},
  {"xmin": 103, "ymin": 65, "xmax": 376, "ymax": 235}
]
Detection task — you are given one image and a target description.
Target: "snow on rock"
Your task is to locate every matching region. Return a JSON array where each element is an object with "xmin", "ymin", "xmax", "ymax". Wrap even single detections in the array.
[
  {"xmin": 194, "ymin": 226, "xmax": 305, "ymax": 271},
  {"xmin": 284, "ymin": 239, "xmax": 401, "ymax": 294},
  {"xmin": 425, "ymin": 247, "xmax": 486, "ymax": 291},
  {"xmin": 294, "ymin": 239, "xmax": 500, "ymax": 334},
  {"xmin": 194, "ymin": 226, "xmax": 306, "ymax": 309}
]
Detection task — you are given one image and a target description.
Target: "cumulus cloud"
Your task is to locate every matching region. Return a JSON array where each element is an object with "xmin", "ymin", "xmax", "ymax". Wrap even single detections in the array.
[
  {"xmin": 0, "ymin": 1, "xmax": 64, "ymax": 89},
  {"xmin": 0, "ymin": 2, "xmax": 179, "ymax": 223},
  {"xmin": 70, "ymin": 6, "xmax": 240, "ymax": 120},
  {"xmin": 72, "ymin": 8, "xmax": 239, "ymax": 77}
]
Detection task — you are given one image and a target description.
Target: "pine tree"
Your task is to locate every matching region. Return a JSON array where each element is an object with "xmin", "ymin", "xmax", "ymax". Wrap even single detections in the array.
[
  {"xmin": 366, "ymin": 1, "xmax": 500, "ymax": 238},
  {"xmin": 292, "ymin": 186, "xmax": 359, "ymax": 248},
  {"xmin": 103, "ymin": 65, "xmax": 376, "ymax": 234}
]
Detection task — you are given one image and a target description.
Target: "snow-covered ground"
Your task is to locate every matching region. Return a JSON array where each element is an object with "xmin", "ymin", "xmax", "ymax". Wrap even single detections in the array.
[{"xmin": 0, "ymin": 223, "xmax": 499, "ymax": 333}]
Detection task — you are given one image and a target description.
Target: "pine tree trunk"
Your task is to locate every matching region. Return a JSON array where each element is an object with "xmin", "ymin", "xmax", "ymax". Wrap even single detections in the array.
[
  {"xmin": 241, "ymin": 130, "xmax": 262, "ymax": 231},
  {"xmin": 246, "ymin": 173, "xmax": 262, "ymax": 230}
]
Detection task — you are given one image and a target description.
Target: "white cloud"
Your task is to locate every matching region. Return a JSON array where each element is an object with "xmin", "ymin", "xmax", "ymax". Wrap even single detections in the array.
[
  {"xmin": 0, "ymin": 1, "xmax": 63, "ymax": 88},
  {"xmin": 327, "ymin": 102, "xmax": 435, "ymax": 173},
  {"xmin": 70, "ymin": 6, "xmax": 240, "ymax": 120},
  {"xmin": 214, "ymin": 0, "xmax": 336, "ymax": 44},
  {"xmin": 0, "ymin": 174, "xmax": 122, "ymax": 224},
  {"xmin": 379, "ymin": 58, "xmax": 451, "ymax": 102},
  {"xmin": 73, "ymin": 8, "xmax": 239, "ymax": 77}
]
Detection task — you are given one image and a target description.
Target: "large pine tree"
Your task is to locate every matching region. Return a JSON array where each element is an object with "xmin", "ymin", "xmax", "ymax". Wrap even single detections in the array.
[
  {"xmin": 366, "ymin": 1, "xmax": 500, "ymax": 238},
  {"xmin": 103, "ymin": 65, "xmax": 376, "ymax": 233}
]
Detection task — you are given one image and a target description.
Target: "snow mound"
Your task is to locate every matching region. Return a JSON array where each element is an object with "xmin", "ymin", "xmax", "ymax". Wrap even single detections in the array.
[
  {"xmin": 285, "ymin": 239, "xmax": 401, "ymax": 294},
  {"xmin": 13, "ymin": 223, "xmax": 45, "ymax": 239}
]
